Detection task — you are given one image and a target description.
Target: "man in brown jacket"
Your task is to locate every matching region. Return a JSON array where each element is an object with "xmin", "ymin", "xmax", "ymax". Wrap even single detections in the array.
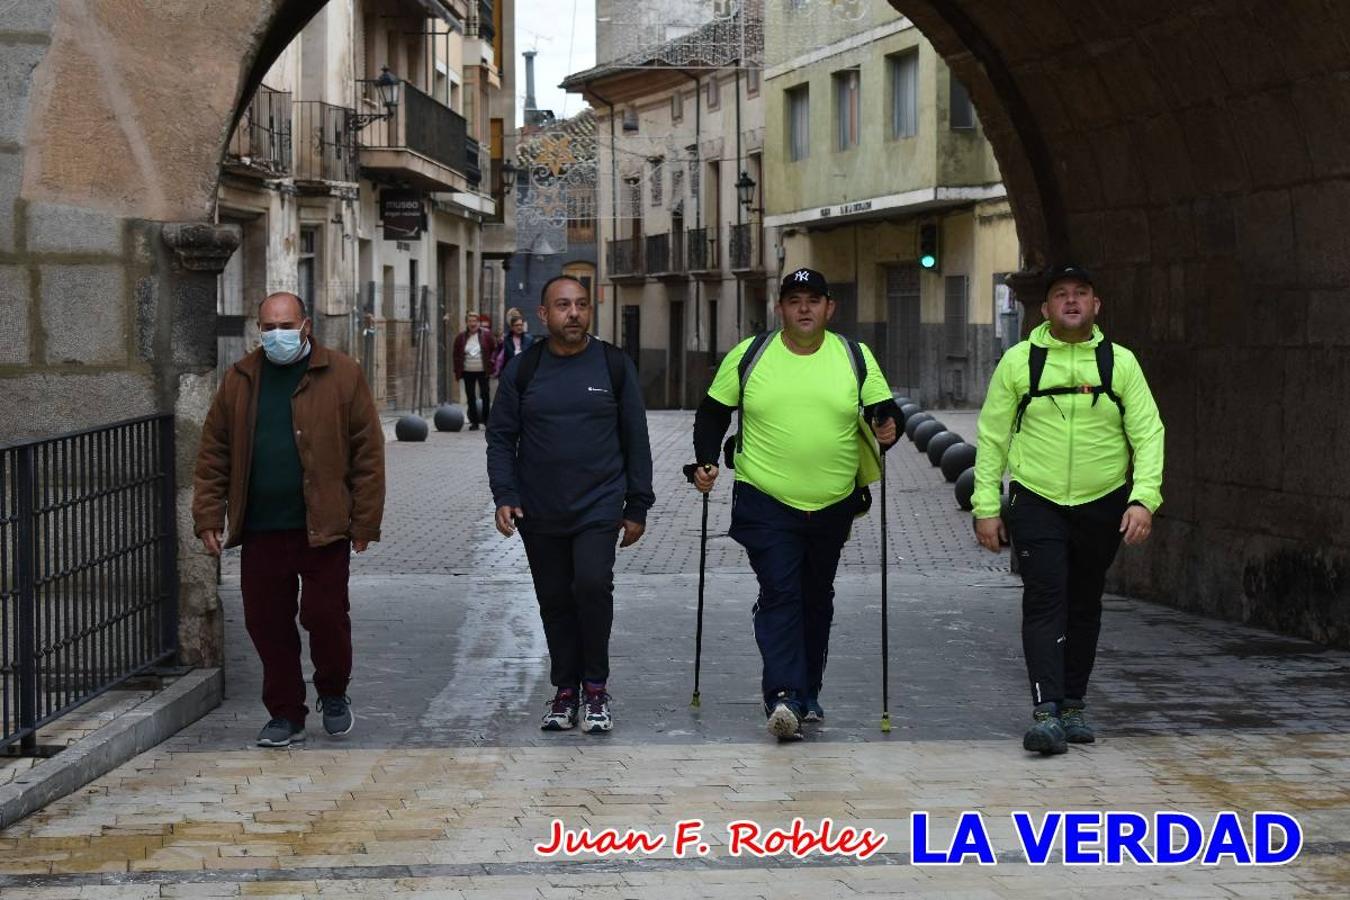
[{"xmin": 193, "ymin": 292, "xmax": 385, "ymax": 747}]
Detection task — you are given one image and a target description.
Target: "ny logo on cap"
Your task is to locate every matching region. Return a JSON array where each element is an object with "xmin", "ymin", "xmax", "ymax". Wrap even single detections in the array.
[{"xmin": 793, "ymin": 270, "xmax": 812, "ymax": 282}]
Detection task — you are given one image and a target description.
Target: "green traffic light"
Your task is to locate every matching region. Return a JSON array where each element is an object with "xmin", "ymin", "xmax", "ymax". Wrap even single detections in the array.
[{"xmin": 920, "ymin": 254, "xmax": 937, "ymax": 269}]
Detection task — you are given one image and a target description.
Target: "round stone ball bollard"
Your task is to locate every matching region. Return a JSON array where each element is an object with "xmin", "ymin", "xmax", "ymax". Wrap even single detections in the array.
[
  {"xmin": 904, "ymin": 411, "xmax": 934, "ymax": 440},
  {"xmin": 899, "ymin": 403, "xmax": 922, "ymax": 426},
  {"xmin": 395, "ymin": 415, "xmax": 429, "ymax": 443},
  {"xmin": 955, "ymin": 466, "xmax": 977, "ymax": 511},
  {"xmin": 926, "ymin": 431, "xmax": 963, "ymax": 466},
  {"xmin": 940, "ymin": 441, "xmax": 978, "ymax": 483},
  {"xmin": 433, "ymin": 404, "xmax": 465, "ymax": 432},
  {"xmin": 894, "ymin": 395, "xmax": 914, "ymax": 410},
  {"xmin": 913, "ymin": 419, "xmax": 946, "ymax": 452}
]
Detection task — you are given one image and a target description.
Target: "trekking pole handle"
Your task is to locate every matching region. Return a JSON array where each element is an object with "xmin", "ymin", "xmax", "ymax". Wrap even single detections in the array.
[{"xmin": 683, "ymin": 463, "xmax": 713, "ymax": 485}]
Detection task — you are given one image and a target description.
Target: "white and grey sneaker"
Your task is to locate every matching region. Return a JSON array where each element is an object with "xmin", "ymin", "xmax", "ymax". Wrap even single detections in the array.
[
  {"xmin": 541, "ymin": 687, "xmax": 579, "ymax": 731},
  {"xmin": 766, "ymin": 693, "xmax": 803, "ymax": 741},
  {"xmin": 256, "ymin": 717, "xmax": 306, "ymax": 748},
  {"xmin": 319, "ymin": 695, "xmax": 354, "ymax": 736},
  {"xmin": 580, "ymin": 684, "xmax": 613, "ymax": 734}
]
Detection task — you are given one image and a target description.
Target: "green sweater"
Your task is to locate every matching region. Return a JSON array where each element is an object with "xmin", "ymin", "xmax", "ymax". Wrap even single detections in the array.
[{"xmin": 245, "ymin": 355, "xmax": 310, "ymax": 532}]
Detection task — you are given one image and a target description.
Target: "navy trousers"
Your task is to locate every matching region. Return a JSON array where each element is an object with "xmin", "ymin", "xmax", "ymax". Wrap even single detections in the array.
[{"xmin": 729, "ymin": 482, "xmax": 859, "ymax": 710}]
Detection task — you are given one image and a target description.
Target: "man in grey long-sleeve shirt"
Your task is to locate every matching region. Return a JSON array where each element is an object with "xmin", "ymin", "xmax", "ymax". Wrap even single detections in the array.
[{"xmin": 486, "ymin": 275, "xmax": 654, "ymax": 735}]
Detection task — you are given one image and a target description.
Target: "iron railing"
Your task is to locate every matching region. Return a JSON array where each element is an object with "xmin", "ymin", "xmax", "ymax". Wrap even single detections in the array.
[
  {"xmin": 357, "ymin": 79, "xmax": 469, "ymax": 177},
  {"xmin": 226, "ymin": 85, "xmax": 292, "ymax": 176},
  {"xmin": 293, "ymin": 101, "xmax": 359, "ymax": 183},
  {"xmin": 608, "ymin": 238, "xmax": 642, "ymax": 277},
  {"xmin": 468, "ymin": 0, "xmax": 495, "ymax": 41},
  {"xmin": 465, "ymin": 136, "xmax": 482, "ymax": 187},
  {"xmin": 687, "ymin": 226, "xmax": 719, "ymax": 272},
  {"xmin": 0, "ymin": 415, "xmax": 178, "ymax": 753},
  {"xmin": 731, "ymin": 222, "xmax": 762, "ymax": 272}
]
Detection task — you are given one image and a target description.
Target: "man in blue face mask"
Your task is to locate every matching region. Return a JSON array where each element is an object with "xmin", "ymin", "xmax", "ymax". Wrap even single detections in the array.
[{"xmin": 193, "ymin": 292, "xmax": 386, "ymax": 748}]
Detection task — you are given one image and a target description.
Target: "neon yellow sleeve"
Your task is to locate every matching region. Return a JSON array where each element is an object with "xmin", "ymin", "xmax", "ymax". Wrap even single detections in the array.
[
  {"xmin": 973, "ymin": 346, "xmax": 1022, "ymax": 518},
  {"xmin": 707, "ymin": 337, "xmax": 754, "ymax": 407},
  {"xmin": 1118, "ymin": 348, "xmax": 1165, "ymax": 513},
  {"xmin": 859, "ymin": 342, "xmax": 893, "ymax": 406}
]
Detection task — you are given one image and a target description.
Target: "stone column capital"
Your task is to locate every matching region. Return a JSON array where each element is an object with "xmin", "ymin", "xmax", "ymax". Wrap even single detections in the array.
[{"xmin": 161, "ymin": 223, "xmax": 241, "ymax": 274}]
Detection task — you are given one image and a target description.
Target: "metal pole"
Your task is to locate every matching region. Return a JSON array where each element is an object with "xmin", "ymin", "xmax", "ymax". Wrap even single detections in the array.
[
  {"xmin": 16, "ymin": 444, "xmax": 37, "ymax": 753},
  {"xmin": 880, "ymin": 455, "xmax": 891, "ymax": 733}
]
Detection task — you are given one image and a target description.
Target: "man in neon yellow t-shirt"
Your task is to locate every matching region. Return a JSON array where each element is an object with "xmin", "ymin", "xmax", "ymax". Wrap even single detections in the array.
[{"xmin": 689, "ymin": 268, "xmax": 899, "ymax": 741}]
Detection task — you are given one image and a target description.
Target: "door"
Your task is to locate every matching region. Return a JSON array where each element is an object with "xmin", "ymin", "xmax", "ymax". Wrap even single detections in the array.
[
  {"xmin": 622, "ymin": 305, "xmax": 640, "ymax": 367},
  {"xmin": 886, "ymin": 264, "xmax": 921, "ymax": 396},
  {"xmin": 668, "ymin": 300, "xmax": 685, "ymax": 409}
]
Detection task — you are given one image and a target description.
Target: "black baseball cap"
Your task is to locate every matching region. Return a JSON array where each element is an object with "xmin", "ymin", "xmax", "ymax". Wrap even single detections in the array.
[
  {"xmin": 779, "ymin": 267, "xmax": 830, "ymax": 299},
  {"xmin": 1044, "ymin": 264, "xmax": 1094, "ymax": 295}
]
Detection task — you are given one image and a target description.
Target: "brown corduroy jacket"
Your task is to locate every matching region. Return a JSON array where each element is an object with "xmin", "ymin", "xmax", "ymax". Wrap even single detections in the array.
[{"xmin": 192, "ymin": 342, "xmax": 385, "ymax": 550}]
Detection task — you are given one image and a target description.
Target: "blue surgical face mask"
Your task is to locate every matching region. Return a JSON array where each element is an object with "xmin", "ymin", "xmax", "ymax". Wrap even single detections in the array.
[{"xmin": 261, "ymin": 328, "xmax": 308, "ymax": 365}]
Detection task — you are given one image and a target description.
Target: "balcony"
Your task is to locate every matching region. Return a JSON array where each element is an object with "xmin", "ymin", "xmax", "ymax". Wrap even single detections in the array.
[
  {"xmin": 226, "ymin": 85, "xmax": 292, "ymax": 177},
  {"xmin": 465, "ymin": 136, "xmax": 482, "ymax": 187},
  {"xmin": 646, "ymin": 232, "xmax": 687, "ymax": 280},
  {"xmin": 608, "ymin": 238, "xmax": 644, "ymax": 281},
  {"xmin": 356, "ymin": 79, "xmax": 472, "ymax": 192},
  {"xmin": 468, "ymin": 0, "xmax": 495, "ymax": 42},
  {"xmin": 730, "ymin": 223, "xmax": 766, "ymax": 277},
  {"xmin": 292, "ymin": 101, "xmax": 359, "ymax": 184},
  {"xmin": 687, "ymin": 227, "xmax": 721, "ymax": 279}
]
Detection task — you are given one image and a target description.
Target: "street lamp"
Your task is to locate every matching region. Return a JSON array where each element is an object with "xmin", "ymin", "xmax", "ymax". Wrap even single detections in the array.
[
  {"xmin": 350, "ymin": 66, "xmax": 401, "ymax": 132},
  {"xmin": 736, "ymin": 170, "xmax": 759, "ymax": 214},
  {"xmin": 500, "ymin": 159, "xmax": 520, "ymax": 194}
]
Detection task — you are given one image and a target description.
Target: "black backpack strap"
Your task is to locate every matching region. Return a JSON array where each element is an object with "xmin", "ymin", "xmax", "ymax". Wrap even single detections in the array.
[
  {"xmin": 1093, "ymin": 341, "xmax": 1125, "ymax": 420},
  {"xmin": 602, "ymin": 341, "xmax": 627, "ymax": 399},
  {"xmin": 734, "ymin": 331, "xmax": 775, "ymax": 453},
  {"xmin": 513, "ymin": 339, "xmax": 547, "ymax": 396},
  {"xmin": 842, "ymin": 335, "xmax": 867, "ymax": 410},
  {"xmin": 1014, "ymin": 344, "xmax": 1049, "ymax": 433}
]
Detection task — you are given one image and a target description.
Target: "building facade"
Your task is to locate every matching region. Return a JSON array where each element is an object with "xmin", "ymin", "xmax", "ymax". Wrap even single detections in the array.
[
  {"xmin": 764, "ymin": 2, "xmax": 1019, "ymax": 407},
  {"xmin": 217, "ymin": 0, "xmax": 515, "ymax": 412},
  {"xmin": 564, "ymin": 13, "xmax": 770, "ymax": 410}
]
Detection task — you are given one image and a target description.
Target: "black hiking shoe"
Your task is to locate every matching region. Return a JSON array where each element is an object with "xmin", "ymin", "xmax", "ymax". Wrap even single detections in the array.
[
  {"xmin": 1059, "ymin": 700, "xmax": 1095, "ymax": 744},
  {"xmin": 1023, "ymin": 702, "xmax": 1068, "ymax": 755}
]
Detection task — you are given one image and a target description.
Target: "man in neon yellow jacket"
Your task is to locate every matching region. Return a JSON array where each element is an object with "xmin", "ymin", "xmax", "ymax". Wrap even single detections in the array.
[{"xmin": 973, "ymin": 264, "xmax": 1164, "ymax": 755}]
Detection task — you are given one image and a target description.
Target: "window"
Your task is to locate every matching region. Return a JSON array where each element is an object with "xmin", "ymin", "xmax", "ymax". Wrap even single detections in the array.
[
  {"xmin": 298, "ymin": 226, "xmax": 318, "ymax": 308},
  {"xmin": 746, "ymin": 65, "xmax": 761, "ymax": 97},
  {"xmin": 787, "ymin": 85, "xmax": 810, "ymax": 162},
  {"xmin": 672, "ymin": 166, "xmax": 684, "ymax": 206},
  {"xmin": 706, "ymin": 76, "xmax": 720, "ymax": 110},
  {"xmin": 888, "ymin": 51, "xmax": 918, "ymax": 139},
  {"xmin": 623, "ymin": 107, "xmax": 639, "ymax": 132},
  {"xmin": 649, "ymin": 158, "xmax": 663, "ymax": 207},
  {"xmin": 672, "ymin": 90, "xmax": 684, "ymax": 122},
  {"xmin": 944, "ymin": 274, "xmax": 969, "ymax": 357},
  {"xmin": 950, "ymin": 71, "xmax": 976, "ymax": 130},
  {"xmin": 834, "ymin": 68, "xmax": 860, "ymax": 150}
]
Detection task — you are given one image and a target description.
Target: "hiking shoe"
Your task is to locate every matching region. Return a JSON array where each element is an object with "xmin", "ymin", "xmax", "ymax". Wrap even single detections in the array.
[
  {"xmin": 1059, "ymin": 701, "xmax": 1095, "ymax": 744},
  {"xmin": 802, "ymin": 696, "xmax": 825, "ymax": 724},
  {"xmin": 541, "ymin": 687, "xmax": 579, "ymax": 731},
  {"xmin": 1023, "ymin": 702, "xmax": 1068, "ymax": 755},
  {"xmin": 581, "ymin": 683, "xmax": 613, "ymax": 734},
  {"xmin": 765, "ymin": 692, "xmax": 803, "ymax": 741},
  {"xmin": 256, "ymin": 717, "xmax": 305, "ymax": 748},
  {"xmin": 319, "ymin": 695, "xmax": 354, "ymax": 736}
]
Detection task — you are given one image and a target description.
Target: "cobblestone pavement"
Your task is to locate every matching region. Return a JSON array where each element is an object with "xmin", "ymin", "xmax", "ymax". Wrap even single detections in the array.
[{"xmin": 2, "ymin": 411, "xmax": 1349, "ymax": 896}]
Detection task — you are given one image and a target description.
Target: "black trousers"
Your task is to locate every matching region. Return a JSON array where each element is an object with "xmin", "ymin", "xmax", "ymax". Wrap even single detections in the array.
[
  {"xmin": 461, "ymin": 372, "xmax": 490, "ymax": 425},
  {"xmin": 521, "ymin": 526, "xmax": 618, "ymax": 687},
  {"xmin": 1006, "ymin": 482, "xmax": 1129, "ymax": 707},
  {"xmin": 729, "ymin": 482, "xmax": 858, "ymax": 708}
]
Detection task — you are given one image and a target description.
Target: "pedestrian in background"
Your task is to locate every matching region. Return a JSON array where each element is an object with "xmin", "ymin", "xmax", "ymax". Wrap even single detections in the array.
[
  {"xmin": 453, "ymin": 311, "xmax": 497, "ymax": 430},
  {"xmin": 493, "ymin": 307, "xmax": 537, "ymax": 379},
  {"xmin": 192, "ymin": 291, "xmax": 385, "ymax": 747},
  {"xmin": 973, "ymin": 264, "xmax": 1165, "ymax": 755},
  {"xmin": 487, "ymin": 275, "xmax": 653, "ymax": 735}
]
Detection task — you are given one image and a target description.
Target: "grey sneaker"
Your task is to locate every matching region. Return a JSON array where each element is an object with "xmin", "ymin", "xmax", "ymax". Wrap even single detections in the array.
[
  {"xmin": 802, "ymin": 696, "xmax": 825, "ymax": 723},
  {"xmin": 766, "ymin": 692, "xmax": 803, "ymax": 741},
  {"xmin": 1059, "ymin": 701, "xmax": 1095, "ymax": 744},
  {"xmin": 1023, "ymin": 702, "xmax": 1068, "ymax": 755},
  {"xmin": 541, "ymin": 687, "xmax": 579, "ymax": 731},
  {"xmin": 319, "ymin": 695, "xmax": 354, "ymax": 736},
  {"xmin": 256, "ymin": 717, "xmax": 305, "ymax": 748},
  {"xmin": 580, "ymin": 684, "xmax": 613, "ymax": 734}
]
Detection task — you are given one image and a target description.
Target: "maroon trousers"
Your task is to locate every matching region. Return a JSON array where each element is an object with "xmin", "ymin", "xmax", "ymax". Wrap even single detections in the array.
[{"xmin": 240, "ymin": 530, "xmax": 352, "ymax": 725}]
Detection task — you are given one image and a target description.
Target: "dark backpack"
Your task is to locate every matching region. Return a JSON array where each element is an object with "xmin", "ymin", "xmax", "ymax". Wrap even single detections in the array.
[
  {"xmin": 514, "ymin": 338, "xmax": 629, "ymax": 400},
  {"xmin": 1013, "ymin": 341, "xmax": 1124, "ymax": 433},
  {"xmin": 722, "ymin": 330, "xmax": 868, "ymax": 469}
]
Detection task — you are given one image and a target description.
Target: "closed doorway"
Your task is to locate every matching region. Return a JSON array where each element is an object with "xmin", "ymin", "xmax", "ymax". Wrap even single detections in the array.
[{"xmin": 885, "ymin": 264, "xmax": 921, "ymax": 396}]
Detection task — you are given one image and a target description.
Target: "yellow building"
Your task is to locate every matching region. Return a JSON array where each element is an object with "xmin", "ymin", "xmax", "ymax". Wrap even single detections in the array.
[{"xmin": 764, "ymin": 3, "xmax": 1020, "ymax": 406}]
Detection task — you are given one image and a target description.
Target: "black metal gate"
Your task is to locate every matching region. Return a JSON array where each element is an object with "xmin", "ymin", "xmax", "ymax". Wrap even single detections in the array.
[{"xmin": 0, "ymin": 415, "xmax": 179, "ymax": 754}]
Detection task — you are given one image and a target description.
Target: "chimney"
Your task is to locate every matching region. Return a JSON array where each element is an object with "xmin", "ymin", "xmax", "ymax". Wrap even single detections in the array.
[{"xmin": 523, "ymin": 50, "xmax": 538, "ymax": 118}]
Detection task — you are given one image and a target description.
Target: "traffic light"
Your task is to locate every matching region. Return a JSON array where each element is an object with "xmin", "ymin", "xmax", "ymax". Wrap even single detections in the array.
[{"xmin": 919, "ymin": 223, "xmax": 940, "ymax": 271}]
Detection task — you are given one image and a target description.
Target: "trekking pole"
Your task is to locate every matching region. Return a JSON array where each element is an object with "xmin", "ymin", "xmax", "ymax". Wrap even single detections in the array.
[
  {"xmin": 880, "ymin": 446, "xmax": 891, "ymax": 733},
  {"xmin": 683, "ymin": 464, "xmax": 710, "ymax": 707}
]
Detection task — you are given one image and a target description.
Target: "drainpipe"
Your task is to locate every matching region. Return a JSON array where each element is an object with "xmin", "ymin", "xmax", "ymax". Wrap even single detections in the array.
[
  {"xmin": 734, "ymin": 62, "xmax": 745, "ymax": 339},
  {"xmin": 589, "ymin": 86, "xmax": 622, "ymax": 345},
  {"xmin": 684, "ymin": 70, "xmax": 702, "ymax": 410}
]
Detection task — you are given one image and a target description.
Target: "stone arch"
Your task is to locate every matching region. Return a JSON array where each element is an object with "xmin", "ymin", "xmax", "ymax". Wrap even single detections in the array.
[{"xmin": 888, "ymin": 0, "xmax": 1350, "ymax": 645}]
